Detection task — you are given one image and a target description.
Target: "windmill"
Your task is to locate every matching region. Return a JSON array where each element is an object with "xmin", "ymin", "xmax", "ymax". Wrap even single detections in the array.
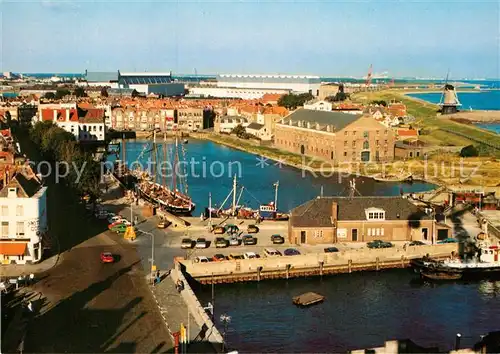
[{"xmin": 438, "ymin": 71, "xmax": 461, "ymax": 114}]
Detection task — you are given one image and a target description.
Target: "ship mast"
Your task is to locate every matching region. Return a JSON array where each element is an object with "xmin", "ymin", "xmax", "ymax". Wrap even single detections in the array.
[
  {"xmin": 232, "ymin": 175, "xmax": 237, "ymax": 216},
  {"xmin": 274, "ymin": 181, "xmax": 279, "ymax": 212},
  {"xmin": 162, "ymin": 132, "xmax": 167, "ymax": 188},
  {"xmin": 152, "ymin": 130, "xmax": 157, "ymax": 182},
  {"xmin": 172, "ymin": 135, "xmax": 178, "ymax": 197}
]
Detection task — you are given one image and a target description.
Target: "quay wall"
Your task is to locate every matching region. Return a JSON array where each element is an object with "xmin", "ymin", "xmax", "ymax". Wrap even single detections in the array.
[
  {"xmin": 182, "ymin": 244, "xmax": 458, "ymax": 284},
  {"xmin": 171, "ymin": 263, "xmax": 224, "ymax": 351}
]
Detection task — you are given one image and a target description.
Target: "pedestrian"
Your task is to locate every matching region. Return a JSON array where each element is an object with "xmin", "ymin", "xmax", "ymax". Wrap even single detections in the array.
[
  {"xmin": 29, "ymin": 273, "xmax": 34, "ymax": 285},
  {"xmin": 27, "ymin": 301, "xmax": 33, "ymax": 312},
  {"xmin": 134, "ymin": 215, "xmax": 138, "ymax": 225}
]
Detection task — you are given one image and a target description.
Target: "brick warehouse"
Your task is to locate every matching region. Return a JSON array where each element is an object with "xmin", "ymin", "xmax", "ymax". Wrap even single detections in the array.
[
  {"xmin": 274, "ymin": 109, "xmax": 396, "ymax": 163},
  {"xmin": 288, "ymin": 196, "xmax": 451, "ymax": 245}
]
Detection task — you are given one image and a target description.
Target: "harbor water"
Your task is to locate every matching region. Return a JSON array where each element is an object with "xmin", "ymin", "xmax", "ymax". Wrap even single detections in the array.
[
  {"xmin": 116, "ymin": 139, "xmax": 435, "ymax": 212},
  {"xmin": 194, "ymin": 270, "xmax": 500, "ymax": 352}
]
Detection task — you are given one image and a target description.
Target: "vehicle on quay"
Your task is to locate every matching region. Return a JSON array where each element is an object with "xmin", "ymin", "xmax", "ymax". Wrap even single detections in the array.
[
  {"xmin": 264, "ymin": 248, "xmax": 282, "ymax": 257},
  {"xmin": 194, "ymin": 256, "xmax": 210, "ymax": 263},
  {"xmin": 437, "ymin": 238, "xmax": 459, "ymax": 244},
  {"xmin": 411, "ymin": 233, "xmax": 500, "ymax": 280},
  {"xmin": 284, "ymin": 248, "xmax": 301, "ymax": 256},
  {"xmin": 110, "ymin": 224, "xmax": 131, "ymax": 234},
  {"xmin": 212, "ymin": 254, "xmax": 227, "ymax": 262},
  {"xmin": 244, "ymin": 252, "xmax": 258, "ymax": 259},
  {"xmin": 324, "ymin": 247, "xmax": 339, "ymax": 253},
  {"xmin": 195, "ymin": 238, "xmax": 208, "ymax": 249},
  {"xmin": 213, "ymin": 226, "xmax": 226, "ymax": 235},
  {"xmin": 157, "ymin": 220, "xmax": 169, "ymax": 229},
  {"xmin": 107, "ymin": 214, "xmax": 120, "ymax": 223},
  {"xmin": 229, "ymin": 237, "xmax": 240, "ymax": 246},
  {"xmin": 226, "ymin": 224, "xmax": 240, "ymax": 235},
  {"xmin": 247, "ymin": 225, "xmax": 259, "ymax": 234},
  {"xmin": 242, "ymin": 235, "xmax": 257, "ymax": 245},
  {"xmin": 181, "ymin": 238, "xmax": 194, "ymax": 249},
  {"xmin": 100, "ymin": 252, "xmax": 115, "ymax": 263},
  {"xmin": 215, "ymin": 237, "xmax": 229, "ymax": 248},
  {"xmin": 409, "ymin": 241, "xmax": 426, "ymax": 246},
  {"xmin": 228, "ymin": 253, "xmax": 244, "ymax": 260},
  {"xmin": 271, "ymin": 234, "xmax": 285, "ymax": 244},
  {"xmin": 367, "ymin": 240, "xmax": 393, "ymax": 249}
]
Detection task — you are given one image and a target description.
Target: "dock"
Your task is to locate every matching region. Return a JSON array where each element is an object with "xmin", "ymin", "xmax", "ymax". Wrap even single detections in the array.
[{"xmin": 293, "ymin": 292, "xmax": 325, "ymax": 307}]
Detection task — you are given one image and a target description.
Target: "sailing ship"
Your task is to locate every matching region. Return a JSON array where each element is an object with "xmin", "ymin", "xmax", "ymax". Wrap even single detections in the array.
[
  {"xmin": 112, "ymin": 138, "xmax": 138, "ymax": 189},
  {"xmin": 411, "ymin": 233, "xmax": 500, "ymax": 280},
  {"xmin": 135, "ymin": 132, "xmax": 195, "ymax": 216},
  {"xmin": 205, "ymin": 176, "xmax": 289, "ymax": 220}
]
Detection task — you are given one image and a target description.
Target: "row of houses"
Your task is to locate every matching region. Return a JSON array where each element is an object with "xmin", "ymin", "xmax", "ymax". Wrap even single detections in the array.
[{"xmin": 0, "ymin": 129, "xmax": 47, "ymax": 264}]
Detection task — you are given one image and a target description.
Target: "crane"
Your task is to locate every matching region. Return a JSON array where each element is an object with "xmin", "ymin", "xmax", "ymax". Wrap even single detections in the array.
[{"xmin": 365, "ymin": 64, "xmax": 373, "ymax": 88}]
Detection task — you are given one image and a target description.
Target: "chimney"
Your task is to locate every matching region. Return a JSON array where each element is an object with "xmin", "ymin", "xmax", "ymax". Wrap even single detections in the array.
[
  {"xmin": 326, "ymin": 125, "xmax": 332, "ymax": 132},
  {"xmin": 53, "ymin": 109, "xmax": 57, "ymax": 121},
  {"xmin": 316, "ymin": 123, "xmax": 320, "ymax": 130},
  {"xmin": 331, "ymin": 201, "xmax": 337, "ymax": 224},
  {"xmin": 66, "ymin": 109, "xmax": 70, "ymax": 121},
  {"xmin": 307, "ymin": 122, "xmax": 311, "ymax": 129},
  {"xmin": 288, "ymin": 119, "xmax": 292, "ymax": 126}
]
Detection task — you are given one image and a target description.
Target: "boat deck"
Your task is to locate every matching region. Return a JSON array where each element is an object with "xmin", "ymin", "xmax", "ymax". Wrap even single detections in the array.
[{"xmin": 293, "ymin": 292, "xmax": 325, "ymax": 307}]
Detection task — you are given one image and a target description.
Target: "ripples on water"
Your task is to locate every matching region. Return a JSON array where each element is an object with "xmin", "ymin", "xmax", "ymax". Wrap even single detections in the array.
[{"xmin": 194, "ymin": 270, "xmax": 500, "ymax": 352}]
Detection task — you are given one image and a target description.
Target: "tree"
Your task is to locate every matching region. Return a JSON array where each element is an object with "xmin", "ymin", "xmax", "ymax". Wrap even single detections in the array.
[
  {"xmin": 101, "ymin": 87, "xmax": 109, "ymax": 97},
  {"xmin": 231, "ymin": 124, "xmax": 246, "ymax": 138},
  {"xmin": 44, "ymin": 92, "xmax": 56, "ymax": 100},
  {"xmin": 55, "ymin": 88, "xmax": 71, "ymax": 100},
  {"xmin": 73, "ymin": 87, "xmax": 87, "ymax": 97},
  {"xmin": 5, "ymin": 111, "xmax": 12, "ymax": 126},
  {"xmin": 278, "ymin": 92, "xmax": 314, "ymax": 109},
  {"xmin": 460, "ymin": 145, "xmax": 479, "ymax": 158},
  {"xmin": 370, "ymin": 100, "xmax": 388, "ymax": 107}
]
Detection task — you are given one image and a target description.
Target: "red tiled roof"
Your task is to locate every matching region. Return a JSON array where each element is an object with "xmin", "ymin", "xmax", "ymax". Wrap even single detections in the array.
[
  {"xmin": 41, "ymin": 108, "xmax": 79, "ymax": 122},
  {"xmin": 397, "ymin": 129, "xmax": 418, "ymax": 137}
]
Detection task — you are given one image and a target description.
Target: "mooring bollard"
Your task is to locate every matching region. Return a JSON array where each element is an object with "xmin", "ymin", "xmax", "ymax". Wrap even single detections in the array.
[
  {"xmin": 401, "ymin": 255, "xmax": 405, "ymax": 268},
  {"xmin": 348, "ymin": 259, "xmax": 352, "ymax": 273},
  {"xmin": 319, "ymin": 261, "xmax": 324, "ymax": 276},
  {"xmin": 376, "ymin": 257, "xmax": 380, "ymax": 271}
]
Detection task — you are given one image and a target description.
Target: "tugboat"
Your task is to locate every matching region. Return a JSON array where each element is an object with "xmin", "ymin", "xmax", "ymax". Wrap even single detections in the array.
[{"xmin": 411, "ymin": 233, "xmax": 500, "ymax": 280}]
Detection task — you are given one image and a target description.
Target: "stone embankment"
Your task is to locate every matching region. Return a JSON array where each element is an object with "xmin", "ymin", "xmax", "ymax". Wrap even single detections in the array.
[{"xmin": 182, "ymin": 244, "xmax": 458, "ymax": 284}]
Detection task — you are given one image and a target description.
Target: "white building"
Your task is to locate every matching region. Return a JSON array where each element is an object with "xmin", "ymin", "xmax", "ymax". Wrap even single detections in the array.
[
  {"xmin": 0, "ymin": 171, "xmax": 47, "ymax": 264},
  {"xmin": 246, "ymin": 122, "xmax": 272, "ymax": 141},
  {"xmin": 188, "ymin": 86, "xmax": 290, "ymax": 100},
  {"xmin": 215, "ymin": 116, "xmax": 248, "ymax": 133},
  {"xmin": 216, "ymin": 74, "xmax": 322, "ymax": 96},
  {"xmin": 303, "ymin": 99, "xmax": 333, "ymax": 111}
]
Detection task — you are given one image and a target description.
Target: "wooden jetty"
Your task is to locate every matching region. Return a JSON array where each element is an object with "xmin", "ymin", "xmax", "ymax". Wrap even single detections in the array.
[{"xmin": 293, "ymin": 292, "xmax": 325, "ymax": 307}]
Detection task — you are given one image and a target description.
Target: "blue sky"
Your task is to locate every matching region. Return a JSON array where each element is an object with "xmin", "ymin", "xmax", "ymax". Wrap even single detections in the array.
[{"xmin": 1, "ymin": 0, "xmax": 499, "ymax": 78}]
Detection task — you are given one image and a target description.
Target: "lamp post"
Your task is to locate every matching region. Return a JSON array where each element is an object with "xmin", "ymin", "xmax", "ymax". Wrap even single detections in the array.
[
  {"xmin": 220, "ymin": 314, "xmax": 231, "ymax": 353},
  {"xmin": 137, "ymin": 230, "xmax": 155, "ymax": 284}
]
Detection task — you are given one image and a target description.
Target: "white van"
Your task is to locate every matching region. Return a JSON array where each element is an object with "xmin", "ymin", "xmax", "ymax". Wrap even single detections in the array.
[
  {"xmin": 243, "ymin": 252, "xmax": 258, "ymax": 259},
  {"xmin": 263, "ymin": 248, "xmax": 281, "ymax": 257},
  {"xmin": 194, "ymin": 256, "xmax": 210, "ymax": 263}
]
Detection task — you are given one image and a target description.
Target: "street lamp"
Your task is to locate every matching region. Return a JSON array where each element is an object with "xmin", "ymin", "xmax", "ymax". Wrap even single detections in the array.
[
  {"xmin": 220, "ymin": 314, "xmax": 231, "ymax": 352},
  {"xmin": 137, "ymin": 230, "xmax": 155, "ymax": 284}
]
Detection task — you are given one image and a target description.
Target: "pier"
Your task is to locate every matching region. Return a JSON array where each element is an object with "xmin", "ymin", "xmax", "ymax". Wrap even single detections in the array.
[{"xmin": 181, "ymin": 244, "xmax": 458, "ymax": 284}]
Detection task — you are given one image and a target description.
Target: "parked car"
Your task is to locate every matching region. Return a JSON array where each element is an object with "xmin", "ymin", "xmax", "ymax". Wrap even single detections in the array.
[
  {"xmin": 212, "ymin": 254, "xmax": 227, "ymax": 262},
  {"xmin": 181, "ymin": 238, "xmax": 194, "ymax": 249},
  {"xmin": 284, "ymin": 248, "xmax": 301, "ymax": 256},
  {"xmin": 228, "ymin": 253, "xmax": 244, "ymax": 260},
  {"xmin": 110, "ymin": 223, "xmax": 128, "ymax": 234},
  {"xmin": 247, "ymin": 224, "xmax": 259, "ymax": 233},
  {"xmin": 229, "ymin": 237, "xmax": 240, "ymax": 246},
  {"xmin": 409, "ymin": 241, "xmax": 426, "ymax": 246},
  {"xmin": 157, "ymin": 220, "xmax": 169, "ymax": 229},
  {"xmin": 367, "ymin": 240, "xmax": 393, "ymax": 249},
  {"xmin": 215, "ymin": 237, "xmax": 229, "ymax": 248},
  {"xmin": 213, "ymin": 226, "xmax": 225, "ymax": 234},
  {"xmin": 324, "ymin": 247, "xmax": 339, "ymax": 253},
  {"xmin": 271, "ymin": 234, "xmax": 285, "ymax": 244},
  {"xmin": 226, "ymin": 224, "xmax": 239, "ymax": 234},
  {"xmin": 242, "ymin": 235, "xmax": 257, "ymax": 246},
  {"xmin": 263, "ymin": 248, "xmax": 281, "ymax": 257},
  {"xmin": 195, "ymin": 238, "xmax": 208, "ymax": 249},
  {"xmin": 194, "ymin": 256, "xmax": 210, "ymax": 263},
  {"xmin": 107, "ymin": 215, "xmax": 121, "ymax": 224},
  {"xmin": 437, "ymin": 238, "xmax": 459, "ymax": 244},
  {"xmin": 100, "ymin": 252, "xmax": 115, "ymax": 263},
  {"xmin": 243, "ymin": 252, "xmax": 258, "ymax": 259}
]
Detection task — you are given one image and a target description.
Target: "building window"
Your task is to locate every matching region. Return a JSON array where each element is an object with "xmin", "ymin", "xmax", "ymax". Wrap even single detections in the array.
[
  {"xmin": 376, "ymin": 140, "xmax": 379, "ymax": 146},
  {"xmin": 16, "ymin": 222, "xmax": 25, "ymax": 236},
  {"xmin": 344, "ymin": 131, "xmax": 348, "ymax": 136},
  {"xmin": 366, "ymin": 209, "xmax": 385, "ymax": 220},
  {"xmin": 16, "ymin": 205, "xmax": 23, "ymax": 216},
  {"xmin": 385, "ymin": 130, "xmax": 388, "ymax": 135},
  {"xmin": 381, "ymin": 228, "xmax": 385, "ymax": 236},
  {"xmin": 344, "ymin": 151, "xmax": 347, "ymax": 157},
  {"xmin": 363, "ymin": 131, "xmax": 369, "ymax": 138},
  {"xmin": 368, "ymin": 212, "xmax": 374, "ymax": 219},
  {"xmin": 1, "ymin": 206, "xmax": 8, "ymax": 216},
  {"xmin": 376, "ymin": 130, "xmax": 380, "ymax": 135},
  {"xmin": 363, "ymin": 141, "xmax": 369, "ymax": 149},
  {"xmin": 1, "ymin": 222, "xmax": 8, "ymax": 237},
  {"xmin": 352, "ymin": 131, "xmax": 356, "ymax": 136},
  {"xmin": 314, "ymin": 230, "xmax": 323, "ymax": 238},
  {"xmin": 344, "ymin": 141, "xmax": 347, "ymax": 146},
  {"xmin": 368, "ymin": 228, "xmax": 372, "ymax": 236}
]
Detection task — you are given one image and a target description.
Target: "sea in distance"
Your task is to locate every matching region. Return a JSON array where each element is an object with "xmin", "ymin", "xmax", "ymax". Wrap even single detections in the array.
[{"xmin": 407, "ymin": 90, "xmax": 500, "ymax": 134}]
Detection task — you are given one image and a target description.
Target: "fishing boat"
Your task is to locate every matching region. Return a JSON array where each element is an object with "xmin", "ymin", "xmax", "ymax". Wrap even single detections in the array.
[
  {"xmin": 207, "ymin": 176, "xmax": 289, "ymax": 220},
  {"xmin": 373, "ymin": 173, "xmax": 413, "ymax": 183},
  {"xmin": 135, "ymin": 132, "xmax": 195, "ymax": 216},
  {"xmin": 411, "ymin": 233, "xmax": 500, "ymax": 280}
]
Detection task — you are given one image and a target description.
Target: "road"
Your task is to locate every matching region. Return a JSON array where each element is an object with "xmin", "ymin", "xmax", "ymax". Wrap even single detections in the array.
[{"xmin": 24, "ymin": 231, "xmax": 172, "ymax": 353}]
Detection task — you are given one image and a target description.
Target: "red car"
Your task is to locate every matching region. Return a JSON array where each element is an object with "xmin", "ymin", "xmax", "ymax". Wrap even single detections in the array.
[{"xmin": 100, "ymin": 252, "xmax": 114, "ymax": 263}]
